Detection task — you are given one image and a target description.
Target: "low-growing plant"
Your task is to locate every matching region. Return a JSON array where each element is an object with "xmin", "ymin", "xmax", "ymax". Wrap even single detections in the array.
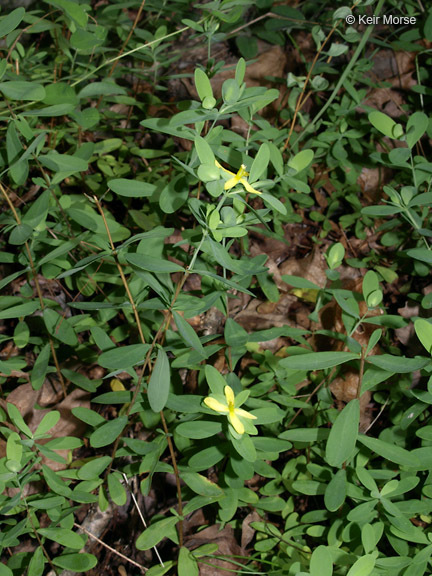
[{"xmin": 1, "ymin": 0, "xmax": 432, "ymax": 574}]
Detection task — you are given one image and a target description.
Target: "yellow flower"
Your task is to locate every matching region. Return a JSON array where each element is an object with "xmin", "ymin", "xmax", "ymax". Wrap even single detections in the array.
[
  {"xmin": 203, "ymin": 385, "xmax": 257, "ymax": 435},
  {"xmin": 215, "ymin": 160, "xmax": 262, "ymax": 195}
]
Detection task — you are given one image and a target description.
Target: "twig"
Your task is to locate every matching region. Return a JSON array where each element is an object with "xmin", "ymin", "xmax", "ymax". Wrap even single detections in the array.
[
  {"xmin": 122, "ymin": 473, "xmax": 164, "ymax": 567},
  {"xmin": 282, "ymin": 0, "xmax": 363, "ymax": 152},
  {"xmin": 93, "ymin": 195, "xmax": 146, "ymax": 344},
  {"xmin": 73, "ymin": 522, "xmax": 147, "ymax": 573}
]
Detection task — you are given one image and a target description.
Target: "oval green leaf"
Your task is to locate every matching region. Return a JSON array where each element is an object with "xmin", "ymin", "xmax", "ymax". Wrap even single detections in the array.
[
  {"xmin": 90, "ymin": 416, "xmax": 127, "ymax": 448},
  {"xmin": 108, "ymin": 178, "xmax": 156, "ymax": 197},
  {"xmin": 280, "ymin": 351, "xmax": 358, "ymax": 371},
  {"xmin": 148, "ymin": 348, "xmax": 171, "ymax": 413},
  {"xmin": 325, "ymin": 399, "xmax": 359, "ymax": 467}
]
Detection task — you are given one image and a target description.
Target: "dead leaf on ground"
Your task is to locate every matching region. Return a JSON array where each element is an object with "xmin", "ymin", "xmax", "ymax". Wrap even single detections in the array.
[{"xmin": 185, "ymin": 523, "xmax": 245, "ymax": 575}]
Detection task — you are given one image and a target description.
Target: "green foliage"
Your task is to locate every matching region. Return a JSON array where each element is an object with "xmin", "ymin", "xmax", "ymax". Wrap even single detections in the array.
[{"xmin": 1, "ymin": 0, "xmax": 432, "ymax": 573}]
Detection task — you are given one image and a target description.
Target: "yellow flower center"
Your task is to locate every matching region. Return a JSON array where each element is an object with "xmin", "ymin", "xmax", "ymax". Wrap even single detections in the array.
[{"xmin": 237, "ymin": 164, "xmax": 248, "ymax": 179}]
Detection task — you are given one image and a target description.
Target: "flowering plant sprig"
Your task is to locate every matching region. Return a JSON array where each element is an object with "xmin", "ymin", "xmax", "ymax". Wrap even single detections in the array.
[
  {"xmin": 215, "ymin": 160, "xmax": 262, "ymax": 195},
  {"xmin": 203, "ymin": 385, "xmax": 257, "ymax": 435}
]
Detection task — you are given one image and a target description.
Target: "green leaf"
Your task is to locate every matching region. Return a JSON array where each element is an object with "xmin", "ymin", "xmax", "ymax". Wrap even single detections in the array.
[
  {"xmin": 72, "ymin": 407, "xmax": 106, "ymax": 427},
  {"xmin": 280, "ymin": 351, "xmax": 358, "ymax": 370},
  {"xmin": 173, "ymin": 311, "xmax": 205, "ymax": 355},
  {"xmin": 181, "ymin": 471, "xmax": 224, "ymax": 497},
  {"xmin": 188, "ymin": 445, "xmax": 226, "ymax": 470},
  {"xmin": 369, "ymin": 110, "xmax": 402, "ymax": 139},
  {"xmin": 90, "ymin": 416, "xmax": 127, "ymax": 448},
  {"xmin": 282, "ymin": 275, "xmax": 321, "ymax": 290},
  {"xmin": 78, "ymin": 81, "xmax": 127, "ymax": 98},
  {"xmin": 108, "ymin": 179, "xmax": 157, "ymax": 197},
  {"xmin": 362, "ymin": 270, "xmax": 379, "ymax": 302},
  {"xmin": 232, "ymin": 433, "xmax": 256, "ymax": 462},
  {"xmin": 39, "ymin": 152, "xmax": 88, "ymax": 174},
  {"xmin": 222, "ymin": 78, "xmax": 240, "ymax": 104},
  {"xmin": 406, "ymin": 112, "xmax": 428, "ymax": 149},
  {"xmin": 176, "ymin": 420, "xmax": 222, "ymax": 439},
  {"xmin": 249, "ymin": 143, "xmax": 270, "ymax": 183},
  {"xmin": 125, "ymin": 253, "xmax": 184, "ymax": 273},
  {"xmin": 279, "ymin": 428, "xmax": 329, "ymax": 442},
  {"xmin": 0, "ymin": 301, "xmax": 39, "ymax": 320},
  {"xmin": 366, "ymin": 354, "xmax": 429, "ymax": 373},
  {"xmin": 34, "ymin": 411, "xmax": 60, "ymax": 437},
  {"xmin": 9, "ymin": 223, "xmax": 33, "ymax": 245},
  {"xmin": 52, "ymin": 553, "xmax": 97, "ymax": 573},
  {"xmin": 42, "ymin": 464, "xmax": 73, "ymax": 497},
  {"xmin": 195, "ymin": 135, "xmax": 215, "ymax": 165},
  {"xmin": 136, "ymin": 517, "xmax": 178, "ymax": 550},
  {"xmin": 310, "ymin": 545, "xmax": 333, "ymax": 576},
  {"xmin": 98, "ymin": 343, "xmax": 150, "ymax": 370},
  {"xmin": 178, "ymin": 546, "xmax": 199, "ymax": 576},
  {"xmin": 46, "ymin": 0, "xmax": 88, "ymax": 28},
  {"xmin": 224, "ymin": 317, "xmax": 248, "ymax": 347},
  {"xmin": 43, "ymin": 308, "xmax": 78, "ymax": 347},
  {"xmin": 43, "ymin": 82, "xmax": 78, "ymax": 106},
  {"xmin": 107, "ymin": 472, "xmax": 127, "ymax": 506},
  {"xmin": 325, "ymin": 399, "xmax": 359, "ymax": 467},
  {"xmin": 0, "ymin": 563, "xmax": 13, "ymax": 576},
  {"xmin": 324, "ymin": 469, "xmax": 346, "ymax": 512},
  {"xmin": 0, "ymin": 8, "xmax": 25, "ymax": 38},
  {"xmin": 38, "ymin": 528, "xmax": 85, "ymax": 550},
  {"xmin": 235, "ymin": 57, "xmax": 246, "ymax": 85},
  {"xmin": 7, "ymin": 403, "xmax": 32, "ymax": 438},
  {"xmin": 346, "ymin": 554, "xmax": 375, "ymax": 576},
  {"xmin": 45, "ymin": 437, "xmax": 83, "ymax": 450},
  {"xmin": 0, "ymin": 81, "xmax": 45, "ymax": 101},
  {"xmin": 148, "ymin": 348, "xmax": 170, "ymax": 413},
  {"xmin": 357, "ymin": 435, "xmax": 420, "ymax": 468},
  {"xmin": 261, "ymin": 192, "xmax": 287, "ymax": 215},
  {"xmin": 6, "ymin": 431, "xmax": 22, "ymax": 466},
  {"xmin": 12, "ymin": 320, "xmax": 27, "ymax": 349},
  {"xmin": 361, "ymin": 205, "xmax": 402, "ymax": 216},
  {"xmin": 414, "ymin": 318, "xmax": 432, "ymax": 354},
  {"xmin": 288, "ymin": 149, "xmax": 314, "ymax": 173},
  {"xmin": 194, "ymin": 68, "xmax": 213, "ymax": 102},
  {"xmin": 23, "ymin": 190, "xmax": 51, "ymax": 230},
  {"xmin": 28, "ymin": 546, "xmax": 45, "ymax": 576},
  {"xmin": 205, "ymin": 364, "xmax": 226, "ymax": 395},
  {"xmin": 78, "ymin": 456, "xmax": 112, "ymax": 480},
  {"xmin": 406, "ymin": 248, "xmax": 432, "ymax": 264},
  {"xmin": 28, "ymin": 496, "xmax": 66, "ymax": 510}
]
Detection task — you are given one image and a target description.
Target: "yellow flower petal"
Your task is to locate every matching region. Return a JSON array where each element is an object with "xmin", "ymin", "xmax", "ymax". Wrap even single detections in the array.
[
  {"xmin": 235, "ymin": 408, "xmax": 257, "ymax": 420},
  {"xmin": 228, "ymin": 412, "xmax": 245, "ymax": 434},
  {"xmin": 240, "ymin": 178, "xmax": 262, "ymax": 195},
  {"xmin": 224, "ymin": 177, "xmax": 239, "ymax": 190},
  {"xmin": 224, "ymin": 386, "xmax": 235, "ymax": 406},
  {"xmin": 204, "ymin": 397, "xmax": 229, "ymax": 413},
  {"xmin": 215, "ymin": 159, "xmax": 236, "ymax": 177}
]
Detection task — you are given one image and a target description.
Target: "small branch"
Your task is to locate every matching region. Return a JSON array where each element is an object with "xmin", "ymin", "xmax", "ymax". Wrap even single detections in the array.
[
  {"xmin": 282, "ymin": 0, "xmax": 362, "ymax": 152},
  {"xmin": 93, "ymin": 195, "xmax": 146, "ymax": 344},
  {"xmin": 122, "ymin": 473, "xmax": 164, "ymax": 567},
  {"xmin": 73, "ymin": 522, "xmax": 147, "ymax": 573},
  {"xmin": 357, "ymin": 347, "xmax": 366, "ymax": 399}
]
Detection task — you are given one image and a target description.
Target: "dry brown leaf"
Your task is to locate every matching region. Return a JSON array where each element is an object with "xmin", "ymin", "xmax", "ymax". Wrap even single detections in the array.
[
  {"xmin": 241, "ymin": 510, "xmax": 260, "ymax": 550},
  {"xmin": 185, "ymin": 523, "xmax": 244, "ymax": 575},
  {"xmin": 279, "ymin": 248, "xmax": 327, "ymax": 288}
]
